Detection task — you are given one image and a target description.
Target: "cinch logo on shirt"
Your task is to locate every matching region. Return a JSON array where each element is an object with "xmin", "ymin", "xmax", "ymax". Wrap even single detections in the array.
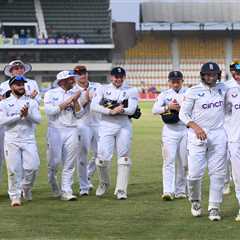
[
  {"xmin": 202, "ymin": 100, "xmax": 223, "ymax": 109},
  {"xmin": 234, "ymin": 104, "xmax": 240, "ymax": 110}
]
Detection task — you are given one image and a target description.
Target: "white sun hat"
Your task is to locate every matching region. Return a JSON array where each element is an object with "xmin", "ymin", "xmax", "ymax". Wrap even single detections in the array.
[
  {"xmin": 54, "ymin": 70, "xmax": 77, "ymax": 86},
  {"xmin": 4, "ymin": 60, "xmax": 32, "ymax": 77}
]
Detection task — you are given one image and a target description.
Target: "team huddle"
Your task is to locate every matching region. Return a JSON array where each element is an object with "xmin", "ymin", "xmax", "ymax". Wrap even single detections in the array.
[
  {"xmin": 0, "ymin": 59, "xmax": 240, "ymax": 222},
  {"xmin": 153, "ymin": 61, "xmax": 240, "ymax": 222}
]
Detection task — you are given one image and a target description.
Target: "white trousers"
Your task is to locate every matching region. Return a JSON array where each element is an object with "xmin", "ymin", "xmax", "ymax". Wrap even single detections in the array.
[
  {"xmin": 47, "ymin": 127, "xmax": 79, "ymax": 194},
  {"xmin": 228, "ymin": 142, "xmax": 240, "ymax": 206},
  {"xmin": 98, "ymin": 123, "xmax": 132, "ymax": 161},
  {"xmin": 187, "ymin": 128, "xmax": 227, "ymax": 207},
  {"xmin": 161, "ymin": 125, "xmax": 188, "ymax": 195},
  {"xmin": 4, "ymin": 140, "xmax": 40, "ymax": 200},
  {"xmin": 97, "ymin": 123, "xmax": 132, "ymax": 192},
  {"xmin": 77, "ymin": 124, "xmax": 98, "ymax": 191},
  {"xmin": 0, "ymin": 127, "xmax": 4, "ymax": 185}
]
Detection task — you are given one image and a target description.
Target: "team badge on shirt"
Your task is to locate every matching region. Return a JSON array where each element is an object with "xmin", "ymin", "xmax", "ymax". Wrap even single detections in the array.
[{"xmin": 231, "ymin": 92, "xmax": 238, "ymax": 98}]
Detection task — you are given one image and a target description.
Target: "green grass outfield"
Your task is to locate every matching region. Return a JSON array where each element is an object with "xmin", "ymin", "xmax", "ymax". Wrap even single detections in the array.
[{"xmin": 0, "ymin": 101, "xmax": 240, "ymax": 240}]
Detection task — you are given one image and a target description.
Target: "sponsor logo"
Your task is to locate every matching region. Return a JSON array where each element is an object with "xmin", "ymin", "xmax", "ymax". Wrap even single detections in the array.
[
  {"xmin": 202, "ymin": 100, "xmax": 223, "ymax": 109},
  {"xmin": 166, "ymin": 98, "xmax": 172, "ymax": 101},
  {"xmin": 8, "ymin": 104, "xmax": 14, "ymax": 107},
  {"xmin": 234, "ymin": 104, "xmax": 240, "ymax": 110},
  {"xmin": 106, "ymin": 91, "xmax": 111, "ymax": 95},
  {"xmin": 198, "ymin": 93, "xmax": 205, "ymax": 97}
]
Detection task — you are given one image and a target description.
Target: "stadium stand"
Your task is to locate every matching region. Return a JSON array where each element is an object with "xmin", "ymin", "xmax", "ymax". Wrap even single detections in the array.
[
  {"xmin": 117, "ymin": 33, "xmax": 172, "ymax": 92},
  {"xmin": 179, "ymin": 37, "xmax": 225, "ymax": 59},
  {"xmin": 233, "ymin": 39, "xmax": 240, "ymax": 59},
  {"xmin": 40, "ymin": 0, "xmax": 111, "ymax": 44},
  {"xmin": 117, "ymin": 33, "xmax": 228, "ymax": 91},
  {"xmin": 0, "ymin": 0, "xmax": 36, "ymax": 22},
  {"xmin": 0, "ymin": 0, "xmax": 113, "ymax": 84}
]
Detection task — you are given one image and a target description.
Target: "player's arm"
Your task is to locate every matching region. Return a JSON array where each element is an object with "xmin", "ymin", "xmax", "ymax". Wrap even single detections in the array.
[
  {"xmin": 152, "ymin": 93, "xmax": 167, "ymax": 115},
  {"xmin": 90, "ymin": 87, "xmax": 111, "ymax": 115},
  {"xmin": 122, "ymin": 88, "xmax": 138, "ymax": 115},
  {"xmin": 72, "ymin": 91, "xmax": 86, "ymax": 119},
  {"xmin": 179, "ymin": 93, "xmax": 207, "ymax": 140},
  {"xmin": 44, "ymin": 91, "xmax": 61, "ymax": 116},
  {"xmin": 0, "ymin": 102, "xmax": 21, "ymax": 126},
  {"xmin": 26, "ymin": 101, "xmax": 41, "ymax": 124},
  {"xmin": 30, "ymin": 81, "xmax": 41, "ymax": 105},
  {"xmin": 224, "ymin": 89, "xmax": 232, "ymax": 116}
]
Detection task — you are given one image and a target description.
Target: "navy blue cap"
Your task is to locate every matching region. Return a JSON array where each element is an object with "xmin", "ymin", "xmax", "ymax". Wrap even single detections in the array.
[
  {"xmin": 9, "ymin": 75, "xmax": 27, "ymax": 86},
  {"xmin": 168, "ymin": 71, "xmax": 183, "ymax": 80},
  {"xmin": 111, "ymin": 67, "xmax": 126, "ymax": 77}
]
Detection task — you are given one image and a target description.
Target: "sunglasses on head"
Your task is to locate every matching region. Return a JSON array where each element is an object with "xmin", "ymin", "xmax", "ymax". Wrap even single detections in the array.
[
  {"xmin": 74, "ymin": 69, "xmax": 87, "ymax": 75},
  {"xmin": 15, "ymin": 75, "xmax": 26, "ymax": 81}
]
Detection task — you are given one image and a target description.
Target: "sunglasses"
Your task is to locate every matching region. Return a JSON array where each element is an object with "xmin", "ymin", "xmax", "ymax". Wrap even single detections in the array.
[
  {"xmin": 15, "ymin": 75, "xmax": 26, "ymax": 81},
  {"xmin": 235, "ymin": 64, "xmax": 240, "ymax": 70}
]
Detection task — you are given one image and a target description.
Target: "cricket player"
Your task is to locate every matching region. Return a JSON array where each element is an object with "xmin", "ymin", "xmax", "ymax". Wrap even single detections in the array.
[
  {"xmin": 179, "ymin": 62, "xmax": 227, "ymax": 221},
  {"xmin": 0, "ymin": 60, "xmax": 41, "ymax": 186},
  {"xmin": 90, "ymin": 67, "xmax": 139, "ymax": 200},
  {"xmin": 152, "ymin": 71, "xmax": 188, "ymax": 201},
  {"xmin": 73, "ymin": 65, "xmax": 101, "ymax": 196},
  {"xmin": 224, "ymin": 62, "xmax": 240, "ymax": 221},
  {"xmin": 44, "ymin": 70, "xmax": 84, "ymax": 201},
  {"xmin": 222, "ymin": 61, "xmax": 240, "ymax": 195},
  {"xmin": 0, "ymin": 75, "xmax": 41, "ymax": 207}
]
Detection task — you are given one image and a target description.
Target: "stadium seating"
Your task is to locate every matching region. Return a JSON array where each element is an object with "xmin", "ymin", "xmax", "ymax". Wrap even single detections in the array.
[
  {"xmin": 119, "ymin": 33, "xmax": 227, "ymax": 90},
  {"xmin": 233, "ymin": 39, "xmax": 240, "ymax": 59},
  {"xmin": 179, "ymin": 37, "xmax": 225, "ymax": 59},
  {"xmin": 0, "ymin": 0, "xmax": 36, "ymax": 22},
  {"xmin": 40, "ymin": 0, "xmax": 111, "ymax": 44},
  {"xmin": 125, "ymin": 33, "xmax": 171, "ymax": 59},
  {"xmin": 118, "ymin": 33, "xmax": 172, "ymax": 92}
]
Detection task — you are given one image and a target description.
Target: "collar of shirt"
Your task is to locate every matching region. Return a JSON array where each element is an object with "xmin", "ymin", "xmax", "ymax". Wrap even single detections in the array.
[
  {"xmin": 8, "ymin": 94, "xmax": 27, "ymax": 101},
  {"xmin": 75, "ymin": 82, "xmax": 89, "ymax": 91},
  {"xmin": 199, "ymin": 82, "xmax": 218, "ymax": 91},
  {"xmin": 170, "ymin": 87, "xmax": 185, "ymax": 94},
  {"xmin": 110, "ymin": 83, "xmax": 126, "ymax": 90},
  {"xmin": 58, "ymin": 86, "xmax": 74, "ymax": 94},
  {"xmin": 229, "ymin": 79, "xmax": 240, "ymax": 88}
]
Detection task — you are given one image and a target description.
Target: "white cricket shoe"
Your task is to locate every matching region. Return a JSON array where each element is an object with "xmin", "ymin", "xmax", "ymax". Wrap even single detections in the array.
[
  {"xmin": 11, "ymin": 198, "xmax": 21, "ymax": 207},
  {"xmin": 96, "ymin": 183, "xmax": 109, "ymax": 197},
  {"xmin": 175, "ymin": 192, "xmax": 187, "ymax": 199},
  {"xmin": 162, "ymin": 193, "xmax": 174, "ymax": 201},
  {"xmin": 223, "ymin": 183, "xmax": 231, "ymax": 195},
  {"xmin": 22, "ymin": 188, "xmax": 32, "ymax": 201},
  {"xmin": 208, "ymin": 208, "xmax": 221, "ymax": 221},
  {"xmin": 61, "ymin": 193, "xmax": 77, "ymax": 201},
  {"xmin": 116, "ymin": 190, "xmax": 127, "ymax": 200},
  {"xmin": 79, "ymin": 189, "xmax": 89, "ymax": 196},
  {"xmin": 235, "ymin": 210, "xmax": 240, "ymax": 222},
  {"xmin": 191, "ymin": 201, "xmax": 202, "ymax": 217}
]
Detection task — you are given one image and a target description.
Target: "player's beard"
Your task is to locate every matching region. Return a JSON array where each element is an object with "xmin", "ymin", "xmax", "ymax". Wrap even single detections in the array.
[{"xmin": 12, "ymin": 88, "xmax": 25, "ymax": 97}]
